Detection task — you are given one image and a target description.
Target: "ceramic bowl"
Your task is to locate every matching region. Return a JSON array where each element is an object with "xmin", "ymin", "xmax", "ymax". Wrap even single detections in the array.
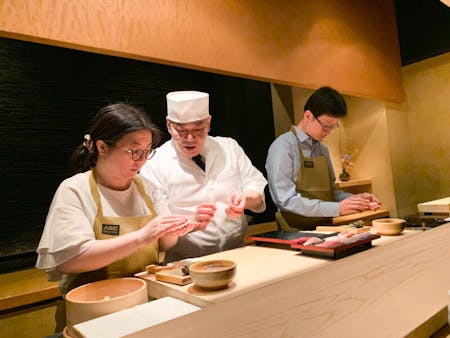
[
  {"xmin": 372, "ymin": 218, "xmax": 406, "ymax": 236},
  {"xmin": 65, "ymin": 277, "xmax": 147, "ymax": 337},
  {"xmin": 189, "ymin": 259, "xmax": 236, "ymax": 290}
]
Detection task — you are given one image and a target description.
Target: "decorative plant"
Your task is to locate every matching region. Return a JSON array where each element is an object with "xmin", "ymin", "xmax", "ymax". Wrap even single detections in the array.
[
  {"xmin": 341, "ymin": 149, "xmax": 358, "ymax": 174},
  {"xmin": 339, "ymin": 129, "xmax": 357, "ymax": 181}
]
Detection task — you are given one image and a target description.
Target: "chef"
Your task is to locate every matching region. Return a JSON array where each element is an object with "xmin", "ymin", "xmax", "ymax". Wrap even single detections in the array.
[
  {"xmin": 140, "ymin": 90, "xmax": 267, "ymax": 262},
  {"xmin": 265, "ymin": 86, "xmax": 381, "ymax": 230}
]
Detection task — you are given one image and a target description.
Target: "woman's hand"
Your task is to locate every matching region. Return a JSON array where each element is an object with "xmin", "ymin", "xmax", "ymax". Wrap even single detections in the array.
[
  {"xmin": 225, "ymin": 191, "xmax": 246, "ymax": 219},
  {"xmin": 139, "ymin": 216, "xmax": 190, "ymax": 245},
  {"xmin": 158, "ymin": 205, "xmax": 215, "ymax": 251}
]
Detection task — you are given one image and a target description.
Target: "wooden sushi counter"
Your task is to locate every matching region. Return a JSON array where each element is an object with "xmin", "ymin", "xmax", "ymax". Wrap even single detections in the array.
[{"xmin": 131, "ymin": 223, "xmax": 450, "ymax": 338}]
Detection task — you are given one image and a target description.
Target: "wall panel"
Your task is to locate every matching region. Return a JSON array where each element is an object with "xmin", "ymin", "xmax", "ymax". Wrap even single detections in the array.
[{"xmin": 0, "ymin": 0, "xmax": 404, "ymax": 102}]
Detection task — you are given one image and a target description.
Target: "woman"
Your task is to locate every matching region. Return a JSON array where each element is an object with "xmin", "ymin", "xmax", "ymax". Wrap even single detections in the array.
[{"xmin": 36, "ymin": 103, "xmax": 215, "ymax": 320}]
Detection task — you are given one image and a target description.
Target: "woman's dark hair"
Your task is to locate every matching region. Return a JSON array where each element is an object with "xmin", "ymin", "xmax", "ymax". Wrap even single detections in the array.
[
  {"xmin": 304, "ymin": 86, "xmax": 347, "ymax": 118},
  {"xmin": 69, "ymin": 102, "xmax": 161, "ymax": 175}
]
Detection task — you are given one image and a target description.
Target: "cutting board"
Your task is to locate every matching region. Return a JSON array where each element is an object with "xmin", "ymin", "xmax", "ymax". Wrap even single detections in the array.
[
  {"xmin": 155, "ymin": 268, "xmax": 192, "ymax": 286},
  {"xmin": 417, "ymin": 197, "xmax": 450, "ymax": 214},
  {"xmin": 316, "ymin": 225, "xmax": 370, "ymax": 233}
]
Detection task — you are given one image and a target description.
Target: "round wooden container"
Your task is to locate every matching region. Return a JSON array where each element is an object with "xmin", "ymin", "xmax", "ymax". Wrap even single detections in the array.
[{"xmin": 65, "ymin": 277, "xmax": 147, "ymax": 337}]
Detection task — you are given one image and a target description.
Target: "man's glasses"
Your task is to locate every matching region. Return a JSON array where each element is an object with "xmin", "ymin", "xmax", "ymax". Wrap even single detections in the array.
[
  {"xmin": 126, "ymin": 148, "xmax": 156, "ymax": 161},
  {"xmin": 314, "ymin": 116, "xmax": 339, "ymax": 132},
  {"xmin": 170, "ymin": 123, "xmax": 208, "ymax": 138}
]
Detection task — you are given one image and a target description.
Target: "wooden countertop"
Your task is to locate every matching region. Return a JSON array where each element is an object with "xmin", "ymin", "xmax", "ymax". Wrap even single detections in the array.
[
  {"xmin": 136, "ymin": 230, "xmax": 419, "ymax": 308},
  {"xmin": 129, "ymin": 224, "xmax": 450, "ymax": 338},
  {"xmin": 0, "ymin": 268, "xmax": 61, "ymax": 311}
]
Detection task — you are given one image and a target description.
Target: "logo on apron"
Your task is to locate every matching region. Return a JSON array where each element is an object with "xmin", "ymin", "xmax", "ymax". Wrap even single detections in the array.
[
  {"xmin": 304, "ymin": 160, "xmax": 314, "ymax": 168},
  {"xmin": 102, "ymin": 224, "xmax": 120, "ymax": 236}
]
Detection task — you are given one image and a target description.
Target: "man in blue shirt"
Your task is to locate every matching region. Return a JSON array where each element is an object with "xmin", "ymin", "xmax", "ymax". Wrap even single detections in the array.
[{"xmin": 265, "ymin": 87, "xmax": 381, "ymax": 230}]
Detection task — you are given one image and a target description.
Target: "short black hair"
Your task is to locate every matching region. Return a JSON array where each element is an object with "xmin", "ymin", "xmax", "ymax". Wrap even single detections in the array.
[{"xmin": 304, "ymin": 86, "xmax": 347, "ymax": 118}]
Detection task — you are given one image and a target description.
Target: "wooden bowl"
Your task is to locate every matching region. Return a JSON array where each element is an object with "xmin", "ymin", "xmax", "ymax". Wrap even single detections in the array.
[
  {"xmin": 65, "ymin": 277, "xmax": 147, "ymax": 337},
  {"xmin": 189, "ymin": 260, "xmax": 236, "ymax": 290},
  {"xmin": 372, "ymin": 218, "xmax": 406, "ymax": 236}
]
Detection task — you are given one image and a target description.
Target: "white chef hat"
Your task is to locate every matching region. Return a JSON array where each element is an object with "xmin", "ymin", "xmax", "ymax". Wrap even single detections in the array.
[{"xmin": 166, "ymin": 91, "xmax": 210, "ymax": 123}]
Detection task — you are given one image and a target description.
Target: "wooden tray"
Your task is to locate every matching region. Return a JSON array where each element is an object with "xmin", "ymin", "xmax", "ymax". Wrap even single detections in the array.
[
  {"xmin": 247, "ymin": 230, "xmax": 336, "ymax": 245},
  {"xmin": 247, "ymin": 230, "xmax": 380, "ymax": 259},
  {"xmin": 316, "ymin": 225, "xmax": 370, "ymax": 233},
  {"xmin": 290, "ymin": 233, "xmax": 380, "ymax": 259}
]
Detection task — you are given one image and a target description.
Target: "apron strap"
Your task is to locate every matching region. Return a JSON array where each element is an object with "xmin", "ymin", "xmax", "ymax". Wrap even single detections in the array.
[
  {"xmin": 89, "ymin": 169, "xmax": 104, "ymax": 216},
  {"xmin": 89, "ymin": 170, "xmax": 157, "ymax": 219},
  {"xmin": 133, "ymin": 176, "xmax": 157, "ymax": 217}
]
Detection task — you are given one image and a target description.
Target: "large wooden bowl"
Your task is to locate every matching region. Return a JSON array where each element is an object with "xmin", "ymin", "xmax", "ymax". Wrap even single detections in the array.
[
  {"xmin": 65, "ymin": 277, "xmax": 147, "ymax": 337},
  {"xmin": 189, "ymin": 260, "xmax": 236, "ymax": 290},
  {"xmin": 372, "ymin": 218, "xmax": 406, "ymax": 236}
]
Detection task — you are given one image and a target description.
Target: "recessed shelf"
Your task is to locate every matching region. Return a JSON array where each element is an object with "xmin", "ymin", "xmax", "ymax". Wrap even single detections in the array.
[{"xmin": 335, "ymin": 179, "xmax": 372, "ymax": 189}]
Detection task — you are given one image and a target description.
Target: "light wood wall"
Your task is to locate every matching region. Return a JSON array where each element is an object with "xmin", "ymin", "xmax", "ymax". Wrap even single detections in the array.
[
  {"xmin": 0, "ymin": 0, "xmax": 404, "ymax": 103},
  {"xmin": 281, "ymin": 53, "xmax": 450, "ymax": 217},
  {"xmin": 388, "ymin": 52, "xmax": 450, "ymax": 214},
  {"xmin": 289, "ymin": 88, "xmax": 399, "ymax": 216}
]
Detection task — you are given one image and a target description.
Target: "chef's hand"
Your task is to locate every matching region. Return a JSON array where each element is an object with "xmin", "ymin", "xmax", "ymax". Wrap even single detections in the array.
[
  {"xmin": 339, "ymin": 193, "xmax": 380, "ymax": 215},
  {"xmin": 194, "ymin": 203, "xmax": 216, "ymax": 230},
  {"xmin": 354, "ymin": 193, "xmax": 381, "ymax": 210},
  {"xmin": 139, "ymin": 216, "xmax": 190, "ymax": 245},
  {"xmin": 225, "ymin": 191, "xmax": 246, "ymax": 219}
]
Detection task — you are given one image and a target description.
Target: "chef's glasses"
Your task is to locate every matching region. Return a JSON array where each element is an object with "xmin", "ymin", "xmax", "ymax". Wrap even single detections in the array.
[
  {"xmin": 314, "ymin": 116, "xmax": 339, "ymax": 132},
  {"xmin": 126, "ymin": 148, "xmax": 156, "ymax": 161},
  {"xmin": 169, "ymin": 122, "xmax": 208, "ymax": 138}
]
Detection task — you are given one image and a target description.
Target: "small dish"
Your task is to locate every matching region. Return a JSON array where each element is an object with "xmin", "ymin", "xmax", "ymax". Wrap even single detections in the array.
[
  {"xmin": 372, "ymin": 218, "xmax": 406, "ymax": 236},
  {"xmin": 189, "ymin": 259, "xmax": 236, "ymax": 290}
]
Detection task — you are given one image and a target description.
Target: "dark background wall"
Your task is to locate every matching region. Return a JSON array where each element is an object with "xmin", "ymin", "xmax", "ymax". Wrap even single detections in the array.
[
  {"xmin": 395, "ymin": 0, "xmax": 450, "ymax": 65},
  {"xmin": 0, "ymin": 37, "xmax": 276, "ymax": 272}
]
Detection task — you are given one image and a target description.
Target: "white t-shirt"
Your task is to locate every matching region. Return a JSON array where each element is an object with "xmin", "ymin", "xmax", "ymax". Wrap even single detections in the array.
[
  {"xmin": 140, "ymin": 136, "xmax": 267, "ymax": 262},
  {"xmin": 36, "ymin": 170, "xmax": 170, "ymax": 282}
]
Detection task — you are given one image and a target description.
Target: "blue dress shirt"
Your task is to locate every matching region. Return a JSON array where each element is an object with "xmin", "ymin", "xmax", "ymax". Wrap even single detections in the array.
[{"xmin": 265, "ymin": 127, "xmax": 351, "ymax": 217}]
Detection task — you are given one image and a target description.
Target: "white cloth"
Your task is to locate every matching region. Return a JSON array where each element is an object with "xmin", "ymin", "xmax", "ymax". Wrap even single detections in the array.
[
  {"xmin": 36, "ymin": 171, "xmax": 170, "ymax": 281},
  {"xmin": 140, "ymin": 136, "xmax": 267, "ymax": 262}
]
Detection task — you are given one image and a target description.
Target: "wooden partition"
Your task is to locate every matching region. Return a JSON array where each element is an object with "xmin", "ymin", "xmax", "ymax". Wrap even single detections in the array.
[{"xmin": 0, "ymin": 0, "xmax": 404, "ymax": 102}]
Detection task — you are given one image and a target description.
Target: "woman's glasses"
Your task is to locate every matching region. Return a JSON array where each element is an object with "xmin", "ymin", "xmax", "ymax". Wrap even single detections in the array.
[{"xmin": 126, "ymin": 148, "xmax": 156, "ymax": 161}]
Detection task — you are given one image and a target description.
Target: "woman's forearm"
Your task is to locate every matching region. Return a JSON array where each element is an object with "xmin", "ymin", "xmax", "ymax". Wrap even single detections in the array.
[{"xmin": 58, "ymin": 231, "xmax": 143, "ymax": 274}]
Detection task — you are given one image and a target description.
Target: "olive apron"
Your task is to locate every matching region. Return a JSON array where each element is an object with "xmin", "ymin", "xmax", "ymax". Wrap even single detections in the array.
[
  {"xmin": 55, "ymin": 170, "xmax": 159, "ymax": 332},
  {"xmin": 279, "ymin": 127, "xmax": 335, "ymax": 230}
]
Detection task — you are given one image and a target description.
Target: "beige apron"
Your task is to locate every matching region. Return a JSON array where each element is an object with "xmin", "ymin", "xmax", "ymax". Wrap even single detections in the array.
[
  {"xmin": 279, "ymin": 128, "xmax": 335, "ymax": 230},
  {"xmin": 56, "ymin": 171, "xmax": 159, "ymax": 332}
]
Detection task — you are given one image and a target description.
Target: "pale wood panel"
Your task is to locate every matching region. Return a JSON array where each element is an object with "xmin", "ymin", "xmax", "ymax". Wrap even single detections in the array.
[
  {"xmin": 0, "ymin": 301, "xmax": 58, "ymax": 338},
  {"xmin": 0, "ymin": 0, "xmax": 404, "ymax": 102},
  {"xmin": 126, "ymin": 224, "xmax": 450, "ymax": 338},
  {"xmin": 0, "ymin": 268, "xmax": 60, "ymax": 311}
]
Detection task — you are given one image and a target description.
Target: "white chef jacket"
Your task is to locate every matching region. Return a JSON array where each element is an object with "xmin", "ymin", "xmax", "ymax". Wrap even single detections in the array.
[{"xmin": 139, "ymin": 136, "xmax": 267, "ymax": 262}]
